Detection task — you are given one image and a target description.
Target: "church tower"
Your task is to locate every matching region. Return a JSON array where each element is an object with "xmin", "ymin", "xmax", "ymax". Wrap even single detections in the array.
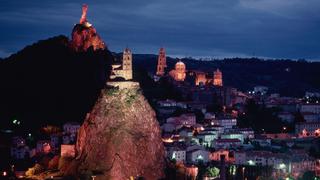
[
  {"xmin": 213, "ymin": 69, "xmax": 223, "ymax": 86},
  {"xmin": 156, "ymin": 47, "xmax": 167, "ymax": 76},
  {"xmin": 122, "ymin": 47, "xmax": 133, "ymax": 80}
]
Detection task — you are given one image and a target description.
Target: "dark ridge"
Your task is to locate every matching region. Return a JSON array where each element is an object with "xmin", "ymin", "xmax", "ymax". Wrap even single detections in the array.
[
  {"xmin": 133, "ymin": 54, "xmax": 320, "ymax": 97},
  {"xmin": 0, "ymin": 35, "xmax": 112, "ymax": 133}
]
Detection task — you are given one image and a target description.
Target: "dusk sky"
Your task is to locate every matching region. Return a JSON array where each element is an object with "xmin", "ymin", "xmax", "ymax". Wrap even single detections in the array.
[{"xmin": 1, "ymin": 0, "xmax": 320, "ymax": 60}]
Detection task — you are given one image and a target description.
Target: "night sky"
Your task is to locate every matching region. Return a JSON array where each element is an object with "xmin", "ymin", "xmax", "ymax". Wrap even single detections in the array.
[{"xmin": 1, "ymin": 0, "xmax": 320, "ymax": 60}]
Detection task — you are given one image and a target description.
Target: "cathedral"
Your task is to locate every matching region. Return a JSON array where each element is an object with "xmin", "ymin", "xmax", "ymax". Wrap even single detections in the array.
[
  {"xmin": 110, "ymin": 48, "xmax": 133, "ymax": 80},
  {"xmin": 169, "ymin": 60, "xmax": 186, "ymax": 81}
]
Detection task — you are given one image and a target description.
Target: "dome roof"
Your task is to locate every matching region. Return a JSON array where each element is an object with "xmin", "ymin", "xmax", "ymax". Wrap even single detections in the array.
[{"xmin": 175, "ymin": 60, "xmax": 186, "ymax": 69}]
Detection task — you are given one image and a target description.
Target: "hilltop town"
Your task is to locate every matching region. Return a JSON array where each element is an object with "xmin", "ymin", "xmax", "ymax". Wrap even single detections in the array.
[{"xmin": 0, "ymin": 4, "xmax": 320, "ymax": 180}]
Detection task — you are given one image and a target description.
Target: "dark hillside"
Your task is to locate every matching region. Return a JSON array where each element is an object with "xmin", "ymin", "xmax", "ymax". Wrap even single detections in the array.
[{"xmin": 0, "ymin": 35, "xmax": 112, "ymax": 131}]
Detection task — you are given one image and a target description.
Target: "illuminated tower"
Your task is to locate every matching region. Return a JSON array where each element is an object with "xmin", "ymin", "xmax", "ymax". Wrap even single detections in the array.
[
  {"xmin": 213, "ymin": 69, "xmax": 223, "ymax": 86},
  {"xmin": 122, "ymin": 47, "xmax": 133, "ymax": 80},
  {"xmin": 156, "ymin": 48, "xmax": 167, "ymax": 76}
]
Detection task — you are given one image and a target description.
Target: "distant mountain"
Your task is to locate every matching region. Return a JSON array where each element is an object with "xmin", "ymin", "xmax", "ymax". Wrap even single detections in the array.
[
  {"xmin": 0, "ymin": 35, "xmax": 112, "ymax": 131},
  {"xmin": 132, "ymin": 54, "xmax": 320, "ymax": 97}
]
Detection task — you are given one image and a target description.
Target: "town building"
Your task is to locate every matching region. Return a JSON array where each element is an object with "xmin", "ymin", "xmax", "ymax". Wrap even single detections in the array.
[
  {"xmin": 299, "ymin": 103, "xmax": 320, "ymax": 114},
  {"xmin": 221, "ymin": 132, "xmax": 244, "ymax": 143},
  {"xmin": 36, "ymin": 140, "xmax": 51, "ymax": 154},
  {"xmin": 213, "ymin": 139, "xmax": 241, "ymax": 149},
  {"xmin": 196, "ymin": 132, "xmax": 218, "ymax": 147},
  {"xmin": 211, "ymin": 117, "xmax": 237, "ymax": 129},
  {"xmin": 210, "ymin": 150, "xmax": 235, "ymax": 163},
  {"xmin": 63, "ymin": 122, "xmax": 81, "ymax": 144},
  {"xmin": 213, "ymin": 69, "xmax": 223, "ymax": 86},
  {"xmin": 11, "ymin": 146, "xmax": 30, "ymax": 160},
  {"xmin": 295, "ymin": 122, "xmax": 320, "ymax": 136},
  {"xmin": 278, "ymin": 112, "xmax": 295, "ymax": 123},
  {"xmin": 167, "ymin": 147, "xmax": 186, "ymax": 163},
  {"xmin": 187, "ymin": 149, "xmax": 210, "ymax": 164},
  {"xmin": 61, "ymin": 144, "xmax": 76, "ymax": 158}
]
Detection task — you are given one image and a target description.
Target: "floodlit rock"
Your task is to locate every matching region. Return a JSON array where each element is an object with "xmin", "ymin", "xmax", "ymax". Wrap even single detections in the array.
[
  {"xmin": 66, "ymin": 82, "xmax": 165, "ymax": 179},
  {"xmin": 70, "ymin": 4, "xmax": 106, "ymax": 52}
]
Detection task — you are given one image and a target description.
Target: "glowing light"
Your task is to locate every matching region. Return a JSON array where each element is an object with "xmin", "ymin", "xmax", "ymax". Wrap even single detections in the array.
[
  {"xmin": 2, "ymin": 171, "xmax": 7, "ymax": 176},
  {"xmin": 162, "ymin": 138, "xmax": 174, "ymax": 143},
  {"xmin": 248, "ymin": 160, "xmax": 255, "ymax": 166},
  {"xmin": 197, "ymin": 155, "xmax": 203, "ymax": 160},
  {"xmin": 172, "ymin": 152, "xmax": 176, "ymax": 160},
  {"xmin": 279, "ymin": 163, "xmax": 286, "ymax": 169},
  {"xmin": 28, "ymin": 133, "xmax": 31, "ymax": 137},
  {"xmin": 229, "ymin": 165, "xmax": 236, "ymax": 175}
]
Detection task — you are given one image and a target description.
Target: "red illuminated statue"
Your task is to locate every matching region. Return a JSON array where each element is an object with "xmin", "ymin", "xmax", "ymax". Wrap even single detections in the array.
[{"xmin": 80, "ymin": 4, "xmax": 88, "ymax": 24}]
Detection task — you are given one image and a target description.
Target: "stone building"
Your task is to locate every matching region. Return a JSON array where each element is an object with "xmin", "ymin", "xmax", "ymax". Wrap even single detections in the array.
[
  {"xmin": 156, "ymin": 47, "xmax": 167, "ymax": 76},
  {"xmin": 169, "ymin": 60, "xmax": 186, "ymax": 81},
  {"xmin": 110, "ymin": 47, "xmax": 133, "ymax": 80},
  {"xmin": 213, "ymin": 69, "xmax": 223, "ymax": 86}
]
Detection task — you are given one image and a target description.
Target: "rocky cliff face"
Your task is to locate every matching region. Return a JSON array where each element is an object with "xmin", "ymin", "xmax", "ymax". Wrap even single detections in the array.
[
  {"xmin": 67, "ymin": 82, "xmax": 165, "ymax": 179},
  {"xmin": 70, "ymin": 24, "xmax": 106, "ymax": 52},
  {"xmin": 70, "ymin": 4, "xmax": 106, "ymax": 52}
]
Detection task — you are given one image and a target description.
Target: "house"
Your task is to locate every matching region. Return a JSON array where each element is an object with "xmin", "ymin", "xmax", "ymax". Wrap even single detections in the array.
[
  {"xmin": 299, "ymin": 103, "xmax": 320, "ymax": 114},
  {"xmin": 210, "ymin": 150, "xmax": 234, "ymax": 163},
  {"xmin": 157, "ymin": 99, "xmax": 177, "ymax": 107},
  {"xmin": 251, "ymin": 135, "xmax": 272, "ymax": 147},
  {"xmin": 234, "ymin": 150, "xmax": 317, "ymax": 178},
  {"xmin": 213, "ymin": 139, "xmax": 241, "ymax": 149},
  {"xmin": 187, "ymin": 149, "xmax": 210, "ymax": 164},
  {"xmin": 196, "ymin": 132, "xmax": 218, "ymax": 147},
  {"xmin": 161, "ymin": 123, "xmax": 178, "ymax": 133},
  {"xmin": 211, "ymin": 117, "xmax": 237, "ymax": 129},
  {"xmin": 295, "ymin": 122, "xmax": 320, "ymax": 136},
  {"xmin": 278, "ymin": 112, "xmax": 295, "ymax": 123},
  {"xmin": 221, "ymin": 132, "xmax": 244, "ymax": 143},
  {"xmin": 234, "ymin": 151, "xmax": 246, "ymax": 165},
  {"xmin": 204, "ymin": 112, "xmax": 215, "ymax": 120},
  {"xmin": 233, "ymin": 128, "xmax": 254, "ymax": 139},
  {"xmin": 167, "ymin": 146, "xmax": 186, "ymax": 163},
  {"xmin": 178, "ymin": 127, "xmax": 194, "ymax": 138},
  {"xmin": 36, "ymin": 140, "xmax": 51, "ymax": 154},
  {"xmin": 166, "ymin": 113, "xmax": 196, "ymax": 127},
  {"xmin": 50, "ymin": 134, "xmax": 60, "ymax": 149},
  {"xmin": 301, "ymin": 112, "xmax": 319, "ymax": 122},
  {"xmin": 11, "ymin": 136, "xmax": 26, "ymax": 147},
  {"xmin": 206, "ymin": 125, "xmax": 224, "ymax": 135},
  {"xmin": 61, "ymin": 144, "xmax": 76, "ymax": 158},
  {"xmin": 10, "ymin": 146, "xmax": 30, "ymax": 159},
  {"xmin": 63, "ymin": 122, "xmax": 81, "ymax": 135},
  {"xmin": 180, "ymin": 113, "xmax": 196, "ymax": 126}
]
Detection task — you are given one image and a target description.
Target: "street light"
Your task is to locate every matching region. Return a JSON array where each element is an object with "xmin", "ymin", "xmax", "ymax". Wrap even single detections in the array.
[
  {"xmin": 283, "ymin": 127, "xmax": 287, "ymax": 133},
  {"xmin": 242, "ymin": 167, "xmax": 245, "ymax": 180}
]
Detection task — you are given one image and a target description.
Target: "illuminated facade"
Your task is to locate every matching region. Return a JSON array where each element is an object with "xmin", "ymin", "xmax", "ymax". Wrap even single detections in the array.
[
  {"xmin": 213, "ymin": 69, "xmax": 223, "ymax": 86},
  {"xmin": 156, "ymin": 47, "xmax": 167, "ymax": 76},
  {"xmin": 169, "ymin": 60, "xmax": 186, "ymax": 81},
  {"xmin": 195, "ymin": 72, "xmax": 207, "ymax": 85},
  {"xmin": 110, "ymin": 48, "xmax": 133, "ymax": 80}
]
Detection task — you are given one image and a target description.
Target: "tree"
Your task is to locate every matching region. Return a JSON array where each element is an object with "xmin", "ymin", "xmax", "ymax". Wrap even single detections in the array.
[
  {"xmin": 206, "ymin": 167, "xmax": 220, "ymax": 178},
  {"xmin": 301, "ymin": 171, "xmax": 316, "ymax": 180}
]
